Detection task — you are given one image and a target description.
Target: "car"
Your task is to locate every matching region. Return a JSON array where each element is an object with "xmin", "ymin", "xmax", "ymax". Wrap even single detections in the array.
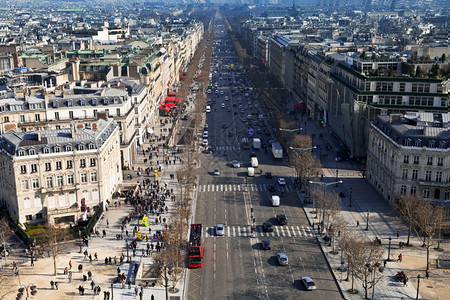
[
  {"xmin": 221, "ymin": 103, "xmax": 225, "ymax": 108},
  {"xmin": 202, "ymin": 139, "xmax": 208, "ymax": 146},
  {"xmin": 277, "ymin": 253, "xmax": 288, "ymax": 266},
  {"xmin": 261, "ymin": 240, "xmax": 271, "ymax": 250},
  {"xmin": 256, "ymin": 128, "xmax": 262, "ymax": 134},
  {"xmin": 214, "ymin": 168, "xmax": 220, "ymax": 175},
  {"xmin": 301, "ymin": 277, "xmax": 316, "ymax": 290},
  {"xmin": 224, "ymin": 96, "xmax": 229, "ymax": 101},
  {"xmin": 268, "ymin": 184, "xmax": 276, "ymax": 192},
  {"xmin": 220, "ymin": 90, "xmax": 224, "ymax": 95},
  {"xmin": 262, "ymin": 222, "xmax": 273, "ymax": 232},
  {"xmin": 207, "ymin": 89, "xmax": 212, "ymax": 94},
  {"xmin": 222, "ymin": 123, "xmax": 227, "ymax": 129},
  {"xmin": 203, "ymin": 147, "xmax": 213, "ymax": 154},
  {"xmin": 265, "ymin": 172, "xmax": 272, "ymax": 179},
  {"xmin": 278, "ymin": 178, "xmax": 286, "ymax": 186},
  {"xmin": 250, "ymin": 152, "xmax": 257, "ymax": 157},
  {"xmin": 277, "ymin": 214, "xmax": 287, "ymax": 225},
  {"xmin": 216, "ymin": 224, "xmax": 224, "ymax": 236},
  {"xmin": 232, "ymin": 160, "xmax": 240, "ymax": 168},
  {"xmin": 202, "ymin": 131, "xmax": 208, "ymax": 138}
]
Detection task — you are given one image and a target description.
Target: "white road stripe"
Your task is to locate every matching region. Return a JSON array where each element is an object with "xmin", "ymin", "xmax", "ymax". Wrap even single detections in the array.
[
  {"xmin": 232, "ymin": 226, "xmax": 236, "ymax": 237},
  {"xmin": 296, "ymin": 226, "xmax": 302, "ymax": 236},
  {"xmin": 285, "ymin": 226, "xmax": 291, "ymax": 237},
  {"xmin": 275, "ymin": 227, "xmax": 280, "ymax": 236},
  {"xmin": 237, "ymin": 226, "xmax": 241, "ymax": 237},
  {"xmin": 227, "ymin": 226, "xmax": 230, "ymax": 236}
]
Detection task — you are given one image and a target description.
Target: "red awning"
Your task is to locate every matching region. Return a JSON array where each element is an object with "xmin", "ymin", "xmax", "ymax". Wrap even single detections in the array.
[
  {"xmin": 168, "ymin": 92, "xmax": 176, "ymax": 96},
  {"xmin": 159, "ymin": 105, "xmax": 164, "ymax": 110},
  {"xmin": 164, "ymin": 107, "xmax": 170, "ymax": 112},
  {"xmin": 164, "ymin": 103, "xmax": 175, "ymax": 107},
  {"xmin": 294, "ymin": 102, "xmax": 307, "ymax": 109},
  {"xmin": 175, "ymin": 97, "xmax": 180, "ymax": 102},
  {"xmin": 165, "ymin": 96, "xmax": 176, "ymax": 102}
]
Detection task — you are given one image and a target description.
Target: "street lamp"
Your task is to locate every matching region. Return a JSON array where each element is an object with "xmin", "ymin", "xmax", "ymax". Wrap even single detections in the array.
[
  {"xmin": 111, "ymin": 283, "xmax": 114, "ymax": 299},
  {"xmin": 365, "ymin": 209, "xmax": 370, "ymax": 231},
  {"xmin": 416, "ymin": 275, "xmax": 421, "ymax": 300},
  {"xmin": 126, "ymin": 240, "xmax": 129, "ymax": 261},
  {"xmin": 335, "ymin": 169, "xmax": 339, "ymax": 187},
  {"xmin": 18, "ymin": 283, "xmax": 37, "ymax": 299},
  {"xmin": 349, "ymin": 187, "xmax": 353, "ymax": 207},
  {"xmin": 78, "ymin": 229, "xmax": 82, "ymax": 253},
  {"xmin": 387, "ymin": 237, "xmax": 392, "ymax": 261}
]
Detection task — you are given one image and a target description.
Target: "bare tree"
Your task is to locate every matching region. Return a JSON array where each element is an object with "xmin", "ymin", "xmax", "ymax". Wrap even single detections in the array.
[
  {"xmin": 350, "ymin": 237, "xmax": 385, "ymax": 299},
  {"xmin": 0, "ymin": 217, "xmax": 10, "ymax": 266},
  {"xmin": 37, "ymin": 225, "xmax": 71, "ymax": 276},
  {"xmin": 391, "ymin": 194, "xmax": 423, "ymax": 246},
  {"xmin": 415, "ymin": 201, "xmax": 444, "ymax": 271}
]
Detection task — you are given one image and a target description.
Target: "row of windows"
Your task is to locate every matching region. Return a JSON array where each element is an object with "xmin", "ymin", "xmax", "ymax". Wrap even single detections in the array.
[
  {"xmin": 18, "ymin": 143, "xmax": 99, "ymax": 156},
  {"xmin": 399, "ymin": 186, "xmax": 450, "ymax": 201},
  {"xmin": 403, "ymin": 155, "xmax": 445, "ymax": 166},
  {"xmin": 378, "ymin": 95, "xmax": 402, "ymax": 105},
  {"xmin": 20, "ymin": 172, "xmax": 97, "ymax": 190},
  {"xmin": 401, "ymin": 169, "xmax": 448, "ymax": 182},
  {"xmin": 408, "ymin": 96, "xmax": 434, "ymax": 107},
  {"xmin": 19, "ymin": 158, "xmax": 96, "ymax": 174}
]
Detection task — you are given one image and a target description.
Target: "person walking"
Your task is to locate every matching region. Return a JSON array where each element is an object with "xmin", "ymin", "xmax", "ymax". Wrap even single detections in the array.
[
  {"xmin": 54, "ymin": 281, "xmax": 59, "ymax": 290},
  {"xmin": 398, "ymin": 253, "xmax": 403, "ymax": 262},
  {"xmin": 69, "ymin": 260, "xmax": 73, "ymax": 270},
  {"xmin": 90, "ymin": 280, "xmax": 95, "ymax": 290},
  {"xmin": 426, "ymin": 270, "xmax": 429, "ymax": 279},
  {"xmin": 68, "ymin": 271, "xmax": 72, "ymax": 283}
]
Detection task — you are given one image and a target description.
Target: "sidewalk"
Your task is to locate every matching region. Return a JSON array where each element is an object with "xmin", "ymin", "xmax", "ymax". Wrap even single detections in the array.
[{"xmin": 295, "ymin": 114, "xmax": 427, "ymax": 299}]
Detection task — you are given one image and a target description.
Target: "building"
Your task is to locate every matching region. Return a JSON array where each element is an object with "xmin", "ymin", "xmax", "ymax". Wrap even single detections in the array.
[
  {"xmin": 0, "ymin": 117, "xmax": 121, "ymax": 226},
  {"xmin": 366, "ymin": 112, "xmax": 449, "ymax": 203}
]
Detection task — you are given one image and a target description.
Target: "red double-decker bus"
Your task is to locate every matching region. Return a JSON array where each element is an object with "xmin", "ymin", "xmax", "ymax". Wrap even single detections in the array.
[{"xmin": 188, "ymin": 224, "xmax": 203, "ymax": 268}]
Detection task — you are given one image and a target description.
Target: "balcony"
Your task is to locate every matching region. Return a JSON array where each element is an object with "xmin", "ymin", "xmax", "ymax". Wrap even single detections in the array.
[{"xmin": 46, "ymin": 204, "xmax": 79, "ymax": 217}]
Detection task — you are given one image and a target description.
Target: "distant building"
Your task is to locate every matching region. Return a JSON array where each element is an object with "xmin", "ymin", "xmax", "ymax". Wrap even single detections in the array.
[
  {"xmin": 0, "ymin": 118, "xmax": 121, "ymax": 226},
  {"xmin": 366, "ymin": 112, "xmax": 449, "ymax": 203}
]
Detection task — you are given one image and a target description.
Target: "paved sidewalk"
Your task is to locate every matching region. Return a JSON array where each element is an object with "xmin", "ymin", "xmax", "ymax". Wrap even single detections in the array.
[{"xmin": 294, "ymin": 113, "xmax": 431, "ymax": 299}]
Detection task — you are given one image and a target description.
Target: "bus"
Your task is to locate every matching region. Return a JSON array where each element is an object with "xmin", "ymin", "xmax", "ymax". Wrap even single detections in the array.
[{"xmin": 188, "ymin": 224, "xmax": 203, "ymax": 268}]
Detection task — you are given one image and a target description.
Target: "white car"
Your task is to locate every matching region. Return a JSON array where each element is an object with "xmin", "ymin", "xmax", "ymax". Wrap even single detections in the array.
[
  {"xmin": 202, "ymin": 139, "xmax": 208, "ymax": 146},
  {"xmin": 278, "ymin": 178, "xmax": 286, "ymax": 186},
  {"xmin": 221, "ymin": 103, "xmax": 225, "ymax": 108},
  {"xmin": 214, "ymin": 168, "xmax": 220, "ymax": 175},
  {"xmin": 203, "ymin": 131, "xmax": 208, "ymax": 138},
  {"xmin": 224, "ymin": 96, "xmax": 229, "ymax": 101},
  {"xmin": 216, "ymin": 224, "xmax": 224, "ymax": 236},
  {"xmin": 277, "ymin": 253, "xmax": 288, "ymax": 266},
  {"xmin": 301, "ymin": 277, "xmax": 316, "ymax": 290},
  {"xmin": 232, "ymin": 160, "xmax": 240, "ymax": 168}
]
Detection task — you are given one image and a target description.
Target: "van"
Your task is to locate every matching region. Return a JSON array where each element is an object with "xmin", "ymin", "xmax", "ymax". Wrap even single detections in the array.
[
  {"xmin": 247, "ymin": 167, "xmax": 255, "ymax": 177},
  {"xmin": 251, "ymin": 157, "xmax": 258, "ymax": 167},
  {"xmin": 271, "ymin": 195, "xmax": 280, "ymax": 207},
  {"xmin": 205, "ymin": 106, "xmax": 211, "ymax": 113}
]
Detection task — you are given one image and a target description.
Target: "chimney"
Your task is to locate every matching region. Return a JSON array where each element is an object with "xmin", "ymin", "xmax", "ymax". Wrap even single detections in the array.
[
  {"xmin": 100, "ymin": 88, "xmax": 105, "ymax": 96},
  {"xmin": 107, "ymin": 82, "xmax": 111, "ymax": 88},
  {"xmin": 97, "ymin": 112, "xmax": 108, "ymax": 121},
  {"xmin": 71, "ymin": 124, "xmax": 75, "ymax": 138},
  {"xmin": 92, "ymin": 122, "xmax": 98, "ymax": 130},
  {"xmin": 37, "ymin": 131, "xmax": 42, "ymax": 142}
]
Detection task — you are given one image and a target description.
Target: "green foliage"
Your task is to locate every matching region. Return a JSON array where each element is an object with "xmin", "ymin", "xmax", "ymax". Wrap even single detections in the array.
[
  {"xmin": 415, "ymin": 66, "xmax": 423, "ymax": 77},
  {"xmin": 441, "ymin": 54, "xmax": 447, "ymax": 63},
  {"xmin": 430, "ymin": 64, "xmax": 440, "ymax": 78},
  {"xmin": 360, "ymin": 51, "xmax": 367, "ymax": 60}
]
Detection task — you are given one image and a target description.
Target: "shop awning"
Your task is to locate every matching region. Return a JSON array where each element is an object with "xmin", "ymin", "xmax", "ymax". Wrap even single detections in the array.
[
  {"xmin": 164, "ymin": 102, "xmax": 175, "ymax": 108},
  {"xmin": 165, "ymin": 96, "xmax": 176, "ymax": 102},
  {"xmin": 168, "ymin": 92, "xmax": 176, "ymax": 96}
]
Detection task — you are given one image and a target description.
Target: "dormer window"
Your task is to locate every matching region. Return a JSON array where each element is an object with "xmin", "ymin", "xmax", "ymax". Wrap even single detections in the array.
[
  {"xmin": 18, "ymin": 150, "xmax": 25, "ymax": 156},
  {"xmin": 415, "ymin": 139, "xmax": 422, "ymax": 147},
  {"xmin": 92, "ymin": 98, "xmax": 98, "ymax": 106},
  {"xmin": 67, "ymin": 100, "xmax": 73, "ymax": 107},
  {"xmin": 53, "ymin": 100, "xmax": 59, "ymax": 108},
  {"xmin": 43, "ymin": 147, "xmax": 50, "ymax": 153},
  {"xmin": 114, "ymin": 98, "xmax": 118, "ymax": 104},
  {"xmin": 28, "ymin": 149, "xmax": 35, "ymax": 155},
  {"xmin": 405, "ymin": 138, "xmax": 411, "ymax": 147},
  {"xmin": 80, "ymin": 99, "xmax": 86, "ymax": 106},
  {"xmin": 103, "ymin": 98, "xmax": 109, "ymax": 105},
  {"xmin": 78, "ymin": 144, "xmax": 85, "ymax": 151},
  {"xmin": 428, "ymin": 140, "xmax": 435, "ymax": 148},
  {"xmin": 88, "ymin": 143, "xmax": 95, "ymax": 150},
  {"xmin": 65, "ymin": 145, "xmax": 72, "ymax": 151},
  {"xmin": 54, "ymin": 146, "xmax": 60, "ymax": 153},
  {"xmin": 439, "ymin": 141, "xmax": 446, "ymax": 149}
]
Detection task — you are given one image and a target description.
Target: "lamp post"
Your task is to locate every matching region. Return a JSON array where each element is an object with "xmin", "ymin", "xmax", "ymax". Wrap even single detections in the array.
[
  {"xmin": 111, "ymin": 283, "xmax": 114, "ymax": 299},
  {"xmin": 387, "ymin": 237, "xmax": 392, "ymax": 261},
  {"xmin": 18, "ymin": 283, "xmax": 37, "ymax": 300},
  {"xmin": 365, "ymin": 209, "xmax": 370, "ymax": 231},
  {"xmin": 349, "ymin": 187, "xmax": 353, "ymax": 207},
  {"xmin": 78, "ymin": 229, "xmax": 82, "ymax": 253},
  {"xmin": 126, "ymin": 240, "xmax": 129, "ymax": 261},
  {"xmin": 309, "ymin": 180, "xmax": 343, "ymax": 219},
  {"xmin": 335, "ymin": 169, "xmax": 339, "ymax": 187},
  {"xmin": 416, "ymin": 275, "xmax": 421, "ymax": 300}
]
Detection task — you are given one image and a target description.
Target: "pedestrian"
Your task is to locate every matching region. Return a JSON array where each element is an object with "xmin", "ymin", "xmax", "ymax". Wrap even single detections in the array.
[
  {"xmin": 398, "ymin": 253, "xmax": 402, "ymax": 262},
  {"xmin": 69, "ymin": 260, "xmax": 72, "ymax": 270},
  {"xmin": 94, "ymin": 252, "xmax": 98, "ymax": 260},
  {"xmin": 151, "ymin": 294, "xmax": 155, "ymax": 300},
  {"xmin": 396, "ymin": 230, "xmax": 399, "ymax": 238},
  {"xmin": 106, "ymin": 219, "xmax": 109, "ymax": 227},
  {"xmin": 55, "ymin": 281, "xmax": 59, "ymax": 290},
  {"xmin": 88, "ymin": 270, "xmax": 92, "ymax": 280},
  {"xmin": 89, "ymin": 254, "xmax": 92, "ymax": 262},
  {"xmin": 135, "ymin": 286, "xmax": 139, "ymax": 296},
  {"xmin": 91, "ymin": 280, "xmax": 95, "ymax": 290},
  {"xmin": 50, "ymin": 280, "xmax": 54, "ymax": 289},
  {"xmin": 356, "ymin": 220, "xmax": 359, "ymax": 226},
  {"xmin": 383, "ymin": 260, "xmax": 387, "ymax": 267},
  {"xmin": 68, "ymin": 271, "xmax": 72, "ymax": 283},
  {"xmin": 426, "ymin": 270, "xmax": 429, "ymax": 279},
  {"xmin": 403, "ymin": 276, "xmax": 408, "ymax": 286}
]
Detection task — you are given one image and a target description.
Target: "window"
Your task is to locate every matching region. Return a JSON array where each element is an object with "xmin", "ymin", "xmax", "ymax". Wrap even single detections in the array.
[
  {"xmin": 437, "ymin": 157, "xmax": 443, "ymax": 166},
  {"xmin": 45, "ymin": 162, "xmax": 51, "ymax": 171},
  {"xmin": 29, "ymin": 149, "xmax": 35, "ymax": 155},
  {"xmin": 31, "ymin": 164, "xmax": 37, "ymax": 173},
  {"xmin": 66, "ymin": 160, "xmax": 73, "ymax": 169},
  {"xmin": 4, "ymin": 116, "xmax": 9, "ymax": 122},
  {"xmin": 20, "ymin": 165, "xmax": 27, "ymax": 174},
  {"xmin": 20, "ymin": 115, "xmax": 25, "ymax": 122},
  {"xmin": 78, "ymin": 145, "xmax": 85, "ymax": 150},
  {"xmin": 57, "ymin": 175, "xmax": 64, "ymax": 187},
  {"xmin": 400, "ymin": 185, "xmax": 407, "ymax": 195},
  {"xmin": 43, "ymin": 148, "xmax": 50, "ymax": 154},
  {"xmin": 26, "ymin": 215, "xmax": 32, "ymax": 221},
  {"xmin": 436, "ymin": 172, "xmax": 442, "ymax": 183},
  {"xmin": 67, "ymin": 174, "xmax": 74, "ymax": 185},
  {"xmin": 55, "ymin": 112, "xmax": 59, "ymax": 120},
  {"xmin": 81, "ymin": 173, "xmax": 87, "ymax": 183},
  {"xmin": 35, "ymin": 114, "xmax": 40, "ymax": 122},
  {"xmin": 55, "ymin": 161, "xmax": 62, "ymax": 170},
  {"xmin": 413, "ymin": 156, "xmax": 419, "ymax": 164},
  {"xmin": 402, "ymin": 169, "xmax": 408, "ymax": 179},
  {"xmin": 65, "ymin": 145, "xmax": 72, "ymax": 151},
  {"xmin": 46, "ymin": 176, "xmax": 53, "ymax": 188},
  {"xmin": 403, "ymin": 155, "xmax": 409, "ymax": 164},
  {"xmin": 21, "ymin": 180, "xmax": 29, "ymax": 190},
  {"xmin": 69, "ymin": 111, "xmax": 74, "ymax": 119},
  {"xmin": 90, "ymin": 172, "xmax": 97, "ymax": 182},
  {"xmin": 80, "ymin": 159, "xmax": 86, "ymax": 168},
  {"xmin": 410, "ymin": 186, "xmax": 417, "ymax": 196},
  {"xmin": 89, "ymin": 144, "xmax": 95, "ymax": 150},
  {"xmin": 32, "ymin": 179, "xmax": 39, "ymax": 189},
  {"xmin": 54, "ymin": 146, "xmax": 60, "ymax": 153},
  {"xmin": 399, "ymin": 83, "xmax": 405, "ymax": 92},
  {"xmin": 116, "ymin": 108, "xmax": 121, "ymax": 116},
  {"xmin": 445, "ymin": 190, "xmax": 450, "ymax": 201},
  {"xmin": 90, "ymin": 158, "xmax": 96, "ymax": 166},
  {"xmin": 424, "ymin": 188, "xmax": 430, "ymax": 199},
  {"xmin": 427, "ymin": 157, "xmax": 433, "ymax": 166},
  {"xmin": 412, "ymin": 170, "xmax": 418, "ymax": 180},
  {"xmin": 425, "ymin": 171, "xmax": 432, "ymax": 181}
]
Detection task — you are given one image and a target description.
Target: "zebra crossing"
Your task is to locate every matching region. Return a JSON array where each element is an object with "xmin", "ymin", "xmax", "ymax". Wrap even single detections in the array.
[
  {"xmin": 215, "ymin": 145, "xmax": 239, "ymax": 151},
  {"xmin": 199, "ymin": 183, "xmax": 295, "ymax": 193},
  {"xmin": 205, "ymin": 225, "xmax": 314, "ymax": 238}
]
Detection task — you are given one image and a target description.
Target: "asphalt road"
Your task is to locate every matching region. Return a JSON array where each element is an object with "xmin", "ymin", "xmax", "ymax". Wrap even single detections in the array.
[{"xmin": 187, "ymin": 17, "xmax": 342, "ymax": 300}]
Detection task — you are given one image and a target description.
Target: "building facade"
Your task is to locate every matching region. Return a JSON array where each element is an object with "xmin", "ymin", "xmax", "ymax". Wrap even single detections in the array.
[
  {"xmin": 0, "ymin": 118, "xmax": 121, "ymax": 225},
  {"xmin": 366, "ymin": 112, "xmax": 449, "ymax": 203}
]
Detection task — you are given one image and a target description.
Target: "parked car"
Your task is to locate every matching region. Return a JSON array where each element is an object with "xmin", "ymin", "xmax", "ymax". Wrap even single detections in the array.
[
  {"xmin": 232, "ymin": 160, "xmax": 240, "ymax": 168},
  {"xmin": 214, "ymin": 168, "xmax": 220, "ymax": 175}
]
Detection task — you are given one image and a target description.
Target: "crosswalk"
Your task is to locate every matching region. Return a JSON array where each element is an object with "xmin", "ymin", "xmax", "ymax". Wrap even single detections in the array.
[
  {"xmin": 205, "ymin": 225, "xmax": 314, "ymax": 238},
  {"xmin": 198, "ymin": 183, "xmax": 295, "ymax": 193},
  {"xmin": 215, "ymin": 145, "xmax": 239, "ymax": 151}
]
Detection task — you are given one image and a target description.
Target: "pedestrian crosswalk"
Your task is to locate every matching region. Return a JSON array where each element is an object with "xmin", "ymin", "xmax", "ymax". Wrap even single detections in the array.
[
  {"xmin": 205, "ymin": 225, "xmax": 313, "ymax": 238},
  {"xmin": 215, "ymin": 145, "xmax": 239, "ymax": 151},
  {"xmin": 199, "ymin": 183, "xmax": 295, "ymax": 193}
]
